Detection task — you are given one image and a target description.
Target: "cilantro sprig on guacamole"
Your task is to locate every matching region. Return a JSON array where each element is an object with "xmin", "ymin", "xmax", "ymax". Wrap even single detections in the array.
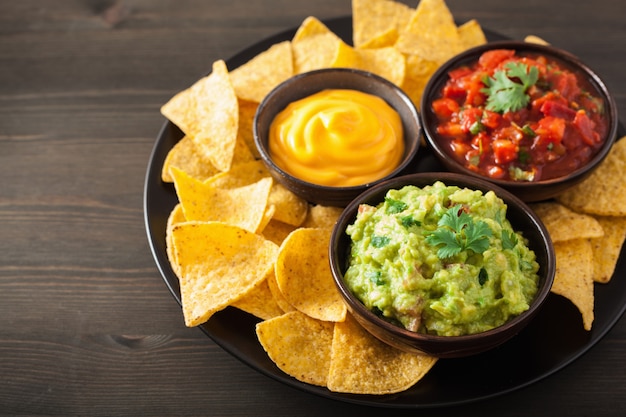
[{"xmin": 344, "ymin": 182, "xmax": 540, "ymax": 336}]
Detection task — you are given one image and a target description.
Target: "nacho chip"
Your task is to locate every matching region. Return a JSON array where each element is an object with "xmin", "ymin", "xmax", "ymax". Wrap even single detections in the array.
[
  {"xmin": 232, "ymin": 277, "xmax": 284, "ymax": 320},
  {"xmin": 457, "ymin": 19, "xmax": 487, "ymax": 50},
  {"xmin": 256, "ymin": 311, "xmax": 334, "ymax": 386},
  {"xmin": 161, "ymin": 60, "xmax": 239, "ymax": 172},
  {"xmin": 590, "ymin": 215, "xmax": 626, "ymax": 283},
  {"xmin": 301, "ymin": 205, "xmax": 344, "ymax": 229},
  {"xmin": 355, "ymin": 47, "xmax": 406, "ymax": 86},
  {"xmin": 205, "ymin": 160, "xmax": 308, "ymax": 226},
  {"xmin": 530, "ymin": 201, "xmax": 604, "ymax": 242},
  {"xmin": 171, "ymin": 166, "xmax": 272, "ymax": 233},
  {"xmin": 171, "ymin": 221, "xmax": 279, "ymax": 327},
  {"xmin": 229, "ymin": 41, "xmax": 293, "ymax": 103},
  {"xmin": 352, "ymin": 0, "xmax": 414, "ymax": 48},
  {"xmin": 292, "ymin": 18, "xmax": 343, "ymax": 74},
  {"xmin": 166, "ymin": 203, "xmax": 186, "ymax": 278},
  {"xmin": 556, "ymin": 137, "xmax": 626, "ymax": 216},
  {"xmin": 275, "ymin": 228, "xmax": 347, "ymax": 322},
  {"xmin": 552, "ymin": 239, "xmax": 595, "ymax": 331},
  {"xmin": 161, "ymin": 135, "xmax": 220, "ymax": 183},
  {"xmin": 357, "ymin": 27, "xmax": 399, "ymax": 49},
  {"xmin": 401, "ymin": 54, "xmax": 439, "ymax": 109},
  {"xmin": 261, "ymin": 219, "xmax": 298, "ymax": 246},
  {"xmin": 327, "ymin": 314, "xmax": 438, "ymax": 394},
  {"xmin": 266, "ymin": 269, "xmax": 296, "ymax": 314},
  {"xmin": 524, "ymin": 35, "xmax": 550, "ymax": 45},
  {"xmin": 237, "ymin": 98, "xmax": 260, "ymax": 158},
  {"xmin": 394, "ymin": 0, "xmax": 462, "ymax": 64}
]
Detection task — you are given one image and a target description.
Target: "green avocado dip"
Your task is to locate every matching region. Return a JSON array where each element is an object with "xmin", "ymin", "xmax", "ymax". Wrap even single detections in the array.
[{"xmin": 344, "ymin": 181, "xmax": 540, "ymax": 336}]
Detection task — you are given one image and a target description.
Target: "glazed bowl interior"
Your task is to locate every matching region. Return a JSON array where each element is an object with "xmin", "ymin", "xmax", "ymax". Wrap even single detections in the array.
[
  {"xmin": 254, "ymin": 68, "xmax": 421, "ymax": 207},
  {"xmin": 329, "ymin": 172, "xmax": 556, "ymax": 358},
  {"xmin": 420, "ymin": 41, "xmax": 618, "ymax": 203}
]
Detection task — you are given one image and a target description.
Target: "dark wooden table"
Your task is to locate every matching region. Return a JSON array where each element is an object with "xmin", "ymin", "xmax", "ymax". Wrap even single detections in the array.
[{"xmin": 1, "ymin": 0, "xmax": 625, "ymax": 415}]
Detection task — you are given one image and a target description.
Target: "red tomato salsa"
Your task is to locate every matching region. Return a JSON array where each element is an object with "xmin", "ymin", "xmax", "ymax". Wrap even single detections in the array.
[{"xmin": 431, "ymin": 49, "xmax": 609, "ymax": 181}]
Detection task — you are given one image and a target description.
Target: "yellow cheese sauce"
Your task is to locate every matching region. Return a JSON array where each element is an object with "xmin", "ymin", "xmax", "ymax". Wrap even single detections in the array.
[{"xmin": 268, "ymin": 89, "xmax": 404, "ymax": 187}]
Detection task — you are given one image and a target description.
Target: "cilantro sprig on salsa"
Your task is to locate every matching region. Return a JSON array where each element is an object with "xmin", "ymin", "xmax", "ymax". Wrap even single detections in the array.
[{"xmin": 481, "ymin": 61, "xmax": 539, "ymax": 113}]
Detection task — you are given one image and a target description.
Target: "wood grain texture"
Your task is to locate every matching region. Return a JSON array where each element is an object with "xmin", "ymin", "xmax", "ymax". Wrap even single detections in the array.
[{"xmin": 0, "ymin": 0, "xmax": 624, "ymax": 416}]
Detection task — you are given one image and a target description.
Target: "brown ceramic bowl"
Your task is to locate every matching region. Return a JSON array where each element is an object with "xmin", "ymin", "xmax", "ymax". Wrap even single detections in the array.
[
  {"xmin": 420, "ymin": 41, "xmax": 618, "ymax": 203},
  {"xmin": 329, "ymin": 172, "xmax": 556, "ymax": 358},
  {"xmin": 254, "ymin": 68, "xmax": 421, "ymax": 207}
]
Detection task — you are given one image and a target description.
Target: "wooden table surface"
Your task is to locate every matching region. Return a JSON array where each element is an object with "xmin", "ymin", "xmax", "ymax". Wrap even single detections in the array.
[{"xmin": 1, "ymin": 0, "xmax": 625, "ymax": 415}]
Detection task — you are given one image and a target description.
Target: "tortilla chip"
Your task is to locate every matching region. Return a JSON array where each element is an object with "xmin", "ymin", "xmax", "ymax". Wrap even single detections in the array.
[
  {"xmin": 301, "ymin": 205, "xmax": 344, "ymax": 229},
  {"xmin": 171, "ymin": 166, "xmax": 272, "ymax": 233},
  {"xmin": 457, "ymin": 19, "xmax": 487, "ymax": 50},
  {"xmin": 524, "ymin": 35, "xmax": 550, "ymax": 45},
  {"xmin": 292, "ymin": 18, "xmax": 343, "ymax": 74},
  {"xmin": 261, "ymin": 219, "xmax": 298, "ymax": 246},
  {"xmin": 552, "ymin": 239, "xmax": 595, "ymax": 331},
  {"xmin": 354, "ymin": 47, "xmax": 406, "ymax": 86},
  {"xmin": 556, "ymin": 138, "xmax": 626, "ymax": 216},
  {"xmin": 171, "ymin": 221, "xmax": 279, "ymax": 327},
  {"xmin": 229, "ymin": 41, "xmax": 293, "ymax": 103},
  {"xmin": 161, "ymin": 60, "xmax": 239, "ymax": 172},
  {"xmin": 266, "ymin": 269, "xmax": 296, "ymax": 314},
  {"xmin": 237, "ymin": 98, "xmax": 260, "ymax": 158},
  {"xmin": 232, "ymin": 277, "xmax": 284, "ymax": 320},
  {"xmin": 256, "ymin": 311, "xmax": 335, "ymax": 386},
  {"xmin": 327, "ymin": 314, "xmax": 438, "ymax": 394},
  {"xmin": 401, "ymin": 54, "xmax": 439, "ymax": 110},
  {"xmin": 205, "ymin": 160, "xmax": 308, "ymax": 226},
  {"xmin": 275, "ymin": 228, "xmax": 347, "ymax": 322},
  {"xmin": 394, "ymin": 0, "xmax": 462, "ymax": 64},
  {"xmin": 357, "ymin": 27, "xmax": 399, "ymax": 49},
  {"xmin": 166, "ymin": 203, "xmax": 186, "ymax": 278},
  {"xmin": 590, "ymin": 216, "xmax": 626, "ymax": 283},
  {"xmin": 352, "ymin": 0, "xmax": 414, "ymax": 48},
  {"xmin": 530, "ymin": 201, "xmax": 604, "ymax": 242},
  {"xmin": 161, "ymin": 136, "xmax": 220, "ymax": 183}
]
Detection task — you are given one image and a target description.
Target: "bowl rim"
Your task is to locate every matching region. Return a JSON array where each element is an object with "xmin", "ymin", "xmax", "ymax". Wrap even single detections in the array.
[
  {"xmin": 253, "ymin": 67, "xmax": 422, "ymax": 193},
  {"xmin": 420, "ymin": 40, "xmax": 619, "ymax": 188},
  {"xmin": 329, "ymin": 171, "xmax": 556, "ymax": 343}
]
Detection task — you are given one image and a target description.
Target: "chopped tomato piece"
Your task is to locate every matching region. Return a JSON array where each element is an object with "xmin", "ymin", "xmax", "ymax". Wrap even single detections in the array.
[
  {"xmin": 540, "ymin": 99, "xmax": 576, "ymax": 121},
  {"xmin": 491, "ymin": 139, "xmax": 518, "ymax": 165},
  {"xmin": 436, "ymin": 122, "xmax": 464, "ymax": 138},
  {"xmin": 478, "ymin": 49, "xmax": 515, "ymax": 71},
  {"xmin": 573, "ymin": 110, "xmax": 600, "ymax": 145},
  {"xmin": 432, "ymin": 97, "xmax": 460, "ymax": 119}
]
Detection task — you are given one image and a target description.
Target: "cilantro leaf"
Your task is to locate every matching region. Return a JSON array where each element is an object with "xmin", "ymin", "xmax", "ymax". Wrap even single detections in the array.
[
  {"xmin": 385, "ymin": 197, "xmax": 407, "ymax": 214},
  {"xmin": 481, "ymin": 62, "xmax": 539, "ymax": 113},
  {"xmin": 426, "ymin": 227, "xmax": 462, "ymax": 258},
  {"xmin": 425, "ymin": 205, "xmax": 493, "ymax": 258},
  {"xmin": 371, "ymin": 235, "xmax": 390, "ymax": 248},
  {"xmin": 501, "ymin": 229, "xmax": 519, "ymax": 250}
]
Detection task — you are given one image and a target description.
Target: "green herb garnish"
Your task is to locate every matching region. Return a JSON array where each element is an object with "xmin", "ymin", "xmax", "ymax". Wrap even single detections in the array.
[
  {"xmin": 385, "ymin": 198, "xmax": 407, "ymax": 214},
  {"xmin": 425, "ymin": 204, "xmax": 493, "ymax": 258},
  {"xmin": 501, "ymin": 229, "xmax": 519, "ymax": 250},
  {"xmin": 482, "ymin": 62, "xmax": 539, "ymax": 113},
  {"xmin": 371, "ymin": 235, "xmax": 390, "ymax": 248}
]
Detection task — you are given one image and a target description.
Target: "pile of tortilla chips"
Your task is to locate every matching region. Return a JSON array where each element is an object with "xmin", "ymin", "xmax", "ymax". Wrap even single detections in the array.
[
  {"xmin": 530, "ymin": 138, "xmax": 626, "ymax": 331},
  {"xmin": 157, "ymin": 0, "xmax": 624, "ymax": 395}
]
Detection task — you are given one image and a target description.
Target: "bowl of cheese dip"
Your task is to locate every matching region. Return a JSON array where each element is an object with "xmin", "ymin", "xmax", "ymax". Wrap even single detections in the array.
[{"xmin": 254, "ymin": 68, "xmax": 421, "ymax": 207}]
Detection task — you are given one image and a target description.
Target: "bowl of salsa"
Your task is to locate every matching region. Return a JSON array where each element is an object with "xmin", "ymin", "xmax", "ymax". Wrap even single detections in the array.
[
  {"xmin": 421, "ymin": 41, "xmax": 618, "ymax": 202},
  {"xmin": 254, "ymin": 68, "xmax": 421, "ymax": 207}
]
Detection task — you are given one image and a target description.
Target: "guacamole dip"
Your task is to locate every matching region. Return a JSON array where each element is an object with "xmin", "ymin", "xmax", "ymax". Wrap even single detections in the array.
[{"xmin": 344, "ymin": 181, "xmax": 540, "ymax": 336}]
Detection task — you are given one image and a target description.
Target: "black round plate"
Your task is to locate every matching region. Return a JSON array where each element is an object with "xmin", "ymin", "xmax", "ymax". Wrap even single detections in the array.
[{"xmin": 144, "ymin": 16, "xmax": 626, "ymax": 408}]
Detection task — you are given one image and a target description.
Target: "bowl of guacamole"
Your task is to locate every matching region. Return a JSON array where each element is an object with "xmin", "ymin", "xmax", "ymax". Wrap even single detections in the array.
[{"xmin": 329, "ymin": 172, "xmax": 555, "ymax": 358}]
